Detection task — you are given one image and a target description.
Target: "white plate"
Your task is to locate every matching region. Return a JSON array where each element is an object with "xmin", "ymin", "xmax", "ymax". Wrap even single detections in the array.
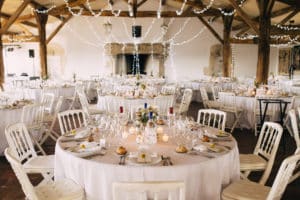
[
  {"xmin": 126, "ymin": 155, "xmax": 162, "ymax": 166},
  {"xmin": 216, "ymin": 132, "xmax": 231, "ymax": 138},
  {"xmin": 207, "ymin": 145, "xmax": 227, "ymax": 153}
]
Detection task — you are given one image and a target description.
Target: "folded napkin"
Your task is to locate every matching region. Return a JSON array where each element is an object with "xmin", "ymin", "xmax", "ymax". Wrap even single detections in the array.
[
  {"xmin": 78, "ymin": 141, "xmax": 100, "ymax": 152},
  {"xmin": 193, "ymin": 144, "xmax": 207, "ymax": 152},
  {"xmin": 74, "ymin": 128, "xmax": 90, "ymax": 139}
]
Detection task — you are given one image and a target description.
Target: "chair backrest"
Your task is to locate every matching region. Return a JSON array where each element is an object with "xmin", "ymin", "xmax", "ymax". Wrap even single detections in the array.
[
  {"xmin": 218, "ymin": 92, "xmax": 237, "ymax": 111},
  {"xmin": 112, "ymin": 181, "xmax": 185, "ymax": 200},
  {"xmin": 267, "ymin": 153, "xmax": 300, "ymax": 200},
  {"xmin": 211, "ymin": 86, "xmax": 222, "ymax": 101},
  {"xmin": 49, "ymin": 96, "xmax": 64, "ymax": 130},
  {"xmin": 154, "ymin": 95, "xmax": 174, "ymax": 116},
  {"xmin": 41, "ymin": 93, "xmax": 55, "ymax": 114},
  {"xmin": 5, "ymin": 148, "xmax": 39, "ymax": 200},
  {"xmin": 288, "ymin": 109, "xmax": 300, "ymax": 149},
  {"xmin": 21, "ymin": 104, "xmax": 44, "ymax": 130},
  {"xmin": 199, "ymin": 87, "xmax": 209, "ymax": 102},
  {"xmin": 57, "ymin": 109, "xmax": 87, "ymax": 135},
  {"xmin": 254, "ymin": 121, "xmax": 283, "ymax": 184},
  {"xmin": 77, "ymin": 90, "xmax": 91, "ymax": 118},
  {"xmin": 197, "ymin": 109, "xmax": 226, "ymax": 131},
  {"xmin": 5, "ymin": 123, "xmax": 37, "ymax": 164},
  {"xmin": 161, "ymin": 85, "xmax": 176, "ymax": 95},
  {"xmin": 178, "ymin": 89, "xmax": 193, "ymax": 114}
]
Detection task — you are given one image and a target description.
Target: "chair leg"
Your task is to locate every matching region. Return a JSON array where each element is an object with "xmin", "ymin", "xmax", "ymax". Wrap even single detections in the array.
[
  {"xmin": 230, "ymin": 112, "xmax": 241, "ymax": 133},
  {"xmin": 38, "ymin": 171, "xmax": 54, "ymax": 186}
]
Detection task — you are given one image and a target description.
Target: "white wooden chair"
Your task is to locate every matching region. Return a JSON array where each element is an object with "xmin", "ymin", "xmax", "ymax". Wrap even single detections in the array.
[
  {"xmin": 197, "ymin": 109, "xmax": 226, "ymax": 131},
  {"xmin": 176, "ymin": 88, "xmax": 193, "ymax": 116},
  {"xmin": 40, "ymin": 93, "xmax": 55, "ymax": 115},
  {"xmin": 218, "ymin": 92, "xmax": 243, "ymax": 133},
  {"xmin": 112, "ymin": 181, "xmax": 185, "ymax": 200},
  {"xmin": 222, "ymin": 152, "xmax": 300, "ymax": 200},
  {"xmin": 21, "ymin": 104, "xmax": 46, "ymax": 155},
  {"xmin": 240, "ymin": 122, "xmax": 283, "ymax": 185},
  {"xmin": 199, "ymin": 87, "xmax": 221, "ymax": 109},
  {"xmin": 40, "ymin": 96, "xmax": 64, "ymax": 144},
  {"xmin": 5, "ymin": 123, "xmax": 54, "ymax": 185},
  {"xmin": 77, "ymin": 87, "xmax": 104, "ymax": 118},
  {"xmin": 287, "ymin": 109, "xmax": 300, "ymax": 183},
  {"xmin": 57, "ymin": 109, "xmax": 87, "ymax": 136},
  {"xmin": 154, "ymin": 95, "xmax": 174, "ymax": 116},
  {"xmin": 4, "ymin": 148, "xmax": 85, "ymax": 200},
  {"xmin": 211, "ymin": 85, "xmax": 222, "ymax": 101}
]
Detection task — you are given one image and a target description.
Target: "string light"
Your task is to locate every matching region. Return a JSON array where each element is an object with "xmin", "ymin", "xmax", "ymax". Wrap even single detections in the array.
[
  {"xmin": 193, "ymin": 0, "xmax": 214, "ymax": 14},
  {"xmin": 239, "ymin": 0, "xmax": 247, "ymax": 7},
  {"xmin": 157, "ymin": 0, "xmax": 163, "ymax": 18},
  {"xmin": 30, "ymin": 0, "xmax": 56, "ymax": 14},
  {"xmin": 274, "ymin": 24, "xmax": 300, "ymax": 31},
  {"xmin": 176, "ymin": 0, "xmax": 187, "ymax": 16},
  {"xmin": 218, "ymin": 8, "xmax": 236, "ymax": 16},
  {"xmin": 64, "ymin": 0, "xmax": 83, "ymax": 16},
  {"xmin": 165, "ymin": 18, "xmax": 191, "ymax": 43},
  {"xmin": 107, "ymin": 0, "xmax": 122, "ymax": 17},
  {"xmin": 6, "ymin": 34, "xmax": 34, "ymax": 43},
  {"xmin": 232, "ymin": 34, "xmax": 258, "ymax": 40},
  {"xmin": 86, "ymin": 0, "xmax": 103, "ymax": 17}
]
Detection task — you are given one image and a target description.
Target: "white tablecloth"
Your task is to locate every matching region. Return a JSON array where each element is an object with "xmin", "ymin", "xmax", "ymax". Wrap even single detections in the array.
[
  {"xmin": 24, "ymin": 86, "xmax": 75, "ymax": 102},
  {"xmin": 55, "ymin": 128, "xmax": 240, "ymax": 200}
]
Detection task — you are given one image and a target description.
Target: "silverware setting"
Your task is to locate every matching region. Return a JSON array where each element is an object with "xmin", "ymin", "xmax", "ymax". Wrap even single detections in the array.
[
  {"xmin": 119, "ymin": 155, "xmax": 126, "ymax": 165},
  {"xmin": 161, "ymin": 156, "xmax": 173, "ymax": 166}
]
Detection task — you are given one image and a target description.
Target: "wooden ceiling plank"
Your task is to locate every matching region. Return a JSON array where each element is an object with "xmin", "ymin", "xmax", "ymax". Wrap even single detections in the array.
[
  {"xmin": 197, "ymin": 16, "xmax": 223, "ymax": 43},
  {"xmin": 228, "ymin": 0, "xmax": 259, "ymax": 34},
  {"xmin": 0, "ymin": 0, "xmax": 31, "ymax": 34},
  {"xmin": 47, "ymin": 15, "xmax": 72, "ymax": 44}
]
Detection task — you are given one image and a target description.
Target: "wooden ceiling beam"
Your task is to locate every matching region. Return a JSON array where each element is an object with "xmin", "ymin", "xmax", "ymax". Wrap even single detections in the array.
[
  {"xmin": 278, "ymin": 9, "xmax": 299, "ymax": 24},
  {"xmin": 137, "ymin": 0, "xmax": 148, "ymax": 8},
  {"xmin": 132, "ymin": 0, "xmax": 137, "ymax": 18},
  {"xmin": 228, "ymin": 0, "xmax": 259, "ymax": 34},
  {"xmin": 0, "ymin": 12, "xmax": 37, "ymax": 28},
  {"xmin": 47, "ymin": 15, "xmax": 72, "ymax": 44},
  {"xmin": 197, "ymin": 16, "xmax": 223, "ymax": 43},
  {"xmin": 2, "ymin": 35, "xmax": 39, "ymax": 43},
  {"xmin": 0, "ymin": 0, "xmax": 31, "ymax": 34},
  {"xmin": 232, "ymin": 6, "xmax": 294, "ymax": 31}
]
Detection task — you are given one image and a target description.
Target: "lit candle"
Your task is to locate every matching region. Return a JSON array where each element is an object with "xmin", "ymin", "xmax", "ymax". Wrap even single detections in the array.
[
  {"xmin": 162, "ymin": 134, "xmax": 169, "ymax": 142},
  {"xmin": 156, "ymin": 127, "xmax": 164, "ymax": 134},
  {"xmin": 99, "ymin": 138, "xmax": 106, "ymax": 148},
  {"xmin": 122, "ymin": 131, "xmax": 128, "ymax": 139}
]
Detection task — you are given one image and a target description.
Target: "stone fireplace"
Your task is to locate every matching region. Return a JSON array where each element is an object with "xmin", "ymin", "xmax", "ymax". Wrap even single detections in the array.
[{"xmin": 104, "ymin": 43, "xmax": 169, "ymax": 77}]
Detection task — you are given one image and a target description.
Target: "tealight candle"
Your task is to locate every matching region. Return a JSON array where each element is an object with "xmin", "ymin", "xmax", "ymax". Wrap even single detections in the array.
[
  {"xmin": 122, "ymin": 131, "xmax": 128, "ymax": 139},
  {"xmin": 129, "ymin": 127, "xmax": 136, "ymax": 134},
  {"xmin": 162, "ymin": 134, "xmax": 169, "ymax": 142},
  {"xmin": 156, "ymin": 127, "xmax": 164, "ymax": 134}
]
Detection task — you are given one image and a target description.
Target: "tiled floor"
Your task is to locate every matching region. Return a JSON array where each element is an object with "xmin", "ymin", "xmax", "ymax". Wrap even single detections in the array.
[{"xmin": 0, "ymin": 102, "xmax": 299, "ymax": 199}]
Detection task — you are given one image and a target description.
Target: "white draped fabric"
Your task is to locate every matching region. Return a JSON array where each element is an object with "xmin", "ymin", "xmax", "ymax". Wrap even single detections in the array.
[{"xmin": 55, "ymin": 128, "xmax": 240, "ymax": 200}]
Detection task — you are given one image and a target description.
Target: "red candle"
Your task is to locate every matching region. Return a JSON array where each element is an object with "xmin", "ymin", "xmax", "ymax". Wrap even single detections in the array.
[
  {"xmin": 119, "ymin": 106, "xmax": 124, "ymax": 113},
  {"xmin": 169, "ymin": 107, "xmax": 173, "ymax": 114}
]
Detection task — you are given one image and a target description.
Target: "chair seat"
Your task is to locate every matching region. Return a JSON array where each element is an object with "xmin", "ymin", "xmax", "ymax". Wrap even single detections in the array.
[
  {"xmin": 207, "ymin": 100, "xmax": 221, "ymax": 109},
  {"xmin": 35, "ymin": 179, "xmax": 84, "ymax": 200},
  {"xmin": 24, "ymin": 155, "xmax": 54, "ymax": 172},
  {"xmin": 240, "ymin": 154, "xmax": 267, "ymax": 171},
  {"xmin": 222, "ymin": 179, "xmax": 270, "ymax": 200}
]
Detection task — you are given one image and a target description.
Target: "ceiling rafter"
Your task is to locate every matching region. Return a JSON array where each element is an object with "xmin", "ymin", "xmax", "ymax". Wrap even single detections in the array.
[
  {"xmin": 197, "ymin": 16, "xmax": 223, "ymax": 43},
  {"xmin": 0, "ymin": 12, "xmax": 37, "ymax": 28},
  {"xmin": 0, "ymin": 0, "xmax": 31, "ymax": 34},
  {"xmin": 47, "ymin": 15, "xmax": 72, "ymax": 44},
  {"xmin": 278, "ymin": 9, "xmax": 299, "ymax": 24},
  {"xmin": 228, "ymin": 0, "xmax": 259, "ymax": 34}
]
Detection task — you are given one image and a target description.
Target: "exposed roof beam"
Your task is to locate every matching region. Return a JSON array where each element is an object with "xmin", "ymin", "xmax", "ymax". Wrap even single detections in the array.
[
  {"xmin": 228, "ymin": 0, "xmax": 259, "ymax": 34},
  {"xmin": 197, "ymin": 16, "xmax": 223, "ymax": 43},
  {"xmin": 0, "ymin": 0, "xmax": 31, "ymax": 34},
  {"xmin": 47, "ymin": 15, "xmax": 72, "ymax": 44},
  {"xmin": 278, "ymin": 9, "xmax": 299, "ymax": 24},
  {"xmin": 0, "ymin": 12, "xmax": 37, "ymax": 28},
  {"xmin": 232, "ymin": 6, "xmax": 294, "ymax": 31},
  {"xmin": 137, "ymin": 0, "xmax": 148, "ymax": 8}
]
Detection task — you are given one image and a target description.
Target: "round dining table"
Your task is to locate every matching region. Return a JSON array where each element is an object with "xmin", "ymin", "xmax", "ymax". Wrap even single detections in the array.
[{"xmin": 55, "ymin": 126, "xmax": 240, "ymax": 200}]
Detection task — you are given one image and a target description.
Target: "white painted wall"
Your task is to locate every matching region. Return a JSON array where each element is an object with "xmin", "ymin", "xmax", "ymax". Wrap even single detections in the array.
[{"xmin": 3, "ymin": 16, "xmax": 280, "ymax": 82}]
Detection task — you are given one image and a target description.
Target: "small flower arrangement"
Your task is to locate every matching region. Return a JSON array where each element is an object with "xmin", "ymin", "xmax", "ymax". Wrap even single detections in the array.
[
  {"xmin": 140, "ymin": 83, "xmax": 146, "ymax": 90},
  {"xmin": 254, "ymin": 79, "xmax": 260, "ymax": 88},
  {"xmin": 136, "ymin": 106, "xmax": 158, "ymax": 125}
]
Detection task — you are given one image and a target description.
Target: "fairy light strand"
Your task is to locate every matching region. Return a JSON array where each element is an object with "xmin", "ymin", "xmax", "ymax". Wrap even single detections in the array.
[{"xmin": 193, "ymin": 0, "xmax": 214, "ymax": 14}]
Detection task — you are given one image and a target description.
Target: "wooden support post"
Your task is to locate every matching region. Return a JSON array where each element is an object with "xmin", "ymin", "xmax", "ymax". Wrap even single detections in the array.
[
  {"xmin": 0, "ymin": 0, "xmax": 5, "ymax": 91},
  {"xmin": 256, "ymin": 0, "xmax": 274, "ymax": 84},
  {"xmin": 222, "ymin": 12, "xmax": 234, "ymax": 77},
  {"xmin": 34, "ymin": 9, "xmax": 48, "ymax": 79}
]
